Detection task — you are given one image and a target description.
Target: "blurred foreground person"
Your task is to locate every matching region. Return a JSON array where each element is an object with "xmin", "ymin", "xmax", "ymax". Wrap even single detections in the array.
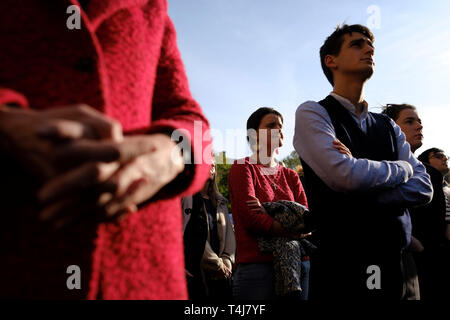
[{"xmin": 0, "ymin": 0, "xmax": 211, "ymax": 299}]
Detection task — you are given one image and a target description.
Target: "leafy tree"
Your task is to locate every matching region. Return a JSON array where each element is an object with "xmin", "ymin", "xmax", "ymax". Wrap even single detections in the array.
[
  {"xmin": 214, "ymin": 152, "xmax": 233, "ymax": 211},
  {"xmin": 216, "ymin": 163, "xmax": 232, "ymax": 211},
  {"xmin": 281, "ymin": 150, "xmax": 301, "ymax": 170}
]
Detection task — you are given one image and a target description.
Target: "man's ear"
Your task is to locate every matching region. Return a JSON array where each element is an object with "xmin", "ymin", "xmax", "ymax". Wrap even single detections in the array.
[{"xmin": 325, "ymin": 54, "xmax": 337, "ymax": 70}]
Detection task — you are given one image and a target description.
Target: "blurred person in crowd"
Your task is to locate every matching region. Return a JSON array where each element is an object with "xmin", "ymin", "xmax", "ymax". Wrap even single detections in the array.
[
  {"xmin": 182, "ymin": 160, "xmax": 235, "ymax": 300},
  {"xmin": 415, "ymin": 148, "xmax": 450, "ymax": 300}
]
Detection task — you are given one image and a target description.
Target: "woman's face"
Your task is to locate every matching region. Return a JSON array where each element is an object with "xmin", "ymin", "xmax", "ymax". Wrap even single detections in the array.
[
  {"xmin": 257, "ymin": 113, "xmax": 284, "ymax": 153},
  {"xmin": 209, "ymin": 162, "xmax": 216, "ymax": 180}
]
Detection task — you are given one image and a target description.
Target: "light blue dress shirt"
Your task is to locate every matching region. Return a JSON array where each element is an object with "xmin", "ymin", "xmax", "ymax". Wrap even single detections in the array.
[{"xmin": 293, "ymin": 93, "xmax": 432, "ymax": 207}]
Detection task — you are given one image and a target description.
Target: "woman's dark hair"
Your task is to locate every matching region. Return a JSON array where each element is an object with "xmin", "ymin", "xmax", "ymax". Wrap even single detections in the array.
[
  {"xmin": 418, "ymin": 147, "xmax": 444, "ymax": 164},
  {"xmin": 381, "ymin": 104, "xmax": 416, "ymax": 121},
  {"xmin": 320, "ymin": 24, "xmax": 374, "ymax": 86},
  {"xmin": 246, "ymin": 107, "xmax": 283, "ymax": 148}
]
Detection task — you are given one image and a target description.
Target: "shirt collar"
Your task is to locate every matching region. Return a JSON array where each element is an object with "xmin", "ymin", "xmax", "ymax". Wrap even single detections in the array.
[{"xmin": 330, "ymin": 92, "xmax": 369, "ymax": 118}]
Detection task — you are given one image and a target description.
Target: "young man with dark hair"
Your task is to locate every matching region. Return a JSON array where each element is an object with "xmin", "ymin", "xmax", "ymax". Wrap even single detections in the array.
[{"xmin": 293, "ymin": 24, "xmax": 432, "ymax": 299}]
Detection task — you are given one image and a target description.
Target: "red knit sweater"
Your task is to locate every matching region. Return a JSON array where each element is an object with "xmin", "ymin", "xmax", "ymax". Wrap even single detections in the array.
[
  {"xmin": 228, "ymin": 157, "xmax": 308, "ymax": 265},
  {"xmin": 0, "ymin": 0, "xmax": 210, "ymax": 299}
]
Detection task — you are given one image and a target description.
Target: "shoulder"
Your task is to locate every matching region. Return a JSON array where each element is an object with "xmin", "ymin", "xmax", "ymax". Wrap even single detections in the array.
[
  {"xmin": 280, "ymin": 165, "xmax": 297, "ymax": 176},
  {"xmin": 296, "ymin": 100, "xmax": 323, "ymax": 114},
  {"xmin": 424, "ymin": 163, "xmax": 443, "ymax": 182},
  {"xmin": 231, "ymin": 157, "xmax": 251, "ymax": 170},
  {"xmin": 370, "ymin": 112, "xmax": 397, "ymax": 127},
  {"xmin": 295, "ymin": 100, "xmax": 332, "ymax": 124},
  {"xmin": 280, "ymin": 165, "xmax": 301, "ymax": 182},
  {"xmin": 230, "ymin": 157, "xmax": 255, "ymax": 179}
]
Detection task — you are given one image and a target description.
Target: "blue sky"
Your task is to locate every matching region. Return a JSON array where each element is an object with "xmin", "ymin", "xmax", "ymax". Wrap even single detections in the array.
[{"xmin": 168, "ymin": 0, "xmax": 450, "ymax": 160}]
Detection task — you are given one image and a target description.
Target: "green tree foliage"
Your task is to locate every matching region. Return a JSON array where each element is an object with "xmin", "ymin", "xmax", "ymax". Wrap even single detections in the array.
[
  {"xmin": 216, "ymin": 163, "xmax": 232, "ymax": 211},
  {"xmin": 280, "ymin": 150, "xmax": 301, "ymax": 170}
]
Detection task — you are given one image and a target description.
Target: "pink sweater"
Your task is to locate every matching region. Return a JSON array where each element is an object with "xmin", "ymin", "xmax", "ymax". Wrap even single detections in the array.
[{"xmin": 228, "ymin": 157, "xmax": 308, "ymax": 265}]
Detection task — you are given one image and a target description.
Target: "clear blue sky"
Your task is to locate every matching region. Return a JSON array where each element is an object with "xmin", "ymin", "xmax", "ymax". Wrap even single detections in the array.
[{"xmin": 168, "ymin": 0, "xmax": 450, "ymax": 160}]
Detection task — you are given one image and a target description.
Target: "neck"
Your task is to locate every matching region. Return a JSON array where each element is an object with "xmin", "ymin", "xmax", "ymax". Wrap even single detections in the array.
[
  {"xmin": 251, "ymin": 149, "xmax": 277, "ymax": 167},
  {"xmin": 333, "ymin": 76, "xmax": 366, "ymax": 116}
]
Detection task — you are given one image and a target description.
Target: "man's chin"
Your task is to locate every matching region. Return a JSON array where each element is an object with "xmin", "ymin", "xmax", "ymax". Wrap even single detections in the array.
[
  {"xmin": 412, "ymin": 141, "xmax": 423, "ymax": 152},
  {"xmin": 360, "ymin": 68, "xmax": 374, "ymax": 82}
]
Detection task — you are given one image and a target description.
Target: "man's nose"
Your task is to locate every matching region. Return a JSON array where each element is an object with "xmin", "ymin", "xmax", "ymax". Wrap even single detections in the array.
[
  {"xmin": 365, "ymin": 43, "xmax": 374, "ymax": 56},
  {"xmin": 417, "ymin": 122, "xmax": 423, "ymax": 130}
]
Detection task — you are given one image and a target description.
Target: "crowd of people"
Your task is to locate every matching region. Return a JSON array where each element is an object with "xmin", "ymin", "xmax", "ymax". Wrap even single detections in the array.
[
  {"xmin": 183, "ymin": 24, "xmax": 450, "ymax": 301},
  {"xmin": 0, "ymin": 1, "xmax": 448, "ymax": 300}
]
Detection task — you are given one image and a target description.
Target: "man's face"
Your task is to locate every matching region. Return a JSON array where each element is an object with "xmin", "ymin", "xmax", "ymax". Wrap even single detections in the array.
[
  {"xmin": 428, "ymin": 151, "xmax": 449, "ymax": 175},
  {"xmin": 329, "ymin": 32, "xmax": 375, "ymax": 82},
  {"xmin": 395, "ymin": 108, "xmax": 423, "ymax": 153}
]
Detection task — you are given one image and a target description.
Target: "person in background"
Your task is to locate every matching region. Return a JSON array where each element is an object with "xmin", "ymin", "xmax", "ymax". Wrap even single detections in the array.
[
  {"xmin": 415, "ymin": 148, "xmax": 450, "ymax": 300},
  {"xmin": 444, "ymin": 174, "xmax": 450, "ymax": 241},
  {"xmin": 183, "ymin": 160, "xmax": 236, "ymax": 300},
  {"xmin": 381, "ymin": 103, "xmax": 428, "ymax": 299},
  {"xmin": 229, "ymin": 107, "xmax": 310, "ymax": 300}
]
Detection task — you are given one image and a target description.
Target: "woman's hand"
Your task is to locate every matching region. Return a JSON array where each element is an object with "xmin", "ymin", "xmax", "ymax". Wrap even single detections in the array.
[
  {"xmin": 246, "ymin": 195, "xmax": 268, "ymax": 214},
  {"xmin": 212, "ymin": 263, "xmax": 232, "ymax": 280},
  {"xmin": 37, "ymin": 134, "xmax": 185, "ymax": 228},
  {"xmin": 0, "ymin": 104, "xmax": 122, "ymax": 179}
]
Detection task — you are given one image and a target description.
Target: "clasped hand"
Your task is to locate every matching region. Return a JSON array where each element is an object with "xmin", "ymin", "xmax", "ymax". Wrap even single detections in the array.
[{"xmin": 0, "ymin": 104, "xmax": 184, "ymax": 228}]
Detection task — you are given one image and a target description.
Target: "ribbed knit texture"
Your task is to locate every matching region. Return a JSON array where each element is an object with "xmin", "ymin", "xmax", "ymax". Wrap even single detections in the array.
[
  {"xmin": 0, "ymin": 0, "xmax": 210, "ymax": 299},
  {"xmin": 228, "ymin": 158, "xmax": 308, "ymax": 265}
]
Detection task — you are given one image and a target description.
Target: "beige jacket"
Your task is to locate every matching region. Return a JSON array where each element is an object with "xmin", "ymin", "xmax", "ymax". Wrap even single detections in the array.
[{"xmin": 182, "ymin": 196, "xmax": 236, "ymax": 274}]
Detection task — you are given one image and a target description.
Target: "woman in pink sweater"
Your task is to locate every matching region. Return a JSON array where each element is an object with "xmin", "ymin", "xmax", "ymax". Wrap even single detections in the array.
[{"xmin": 228, "ymin": 107, "xmax": 309, "ymax": 300}]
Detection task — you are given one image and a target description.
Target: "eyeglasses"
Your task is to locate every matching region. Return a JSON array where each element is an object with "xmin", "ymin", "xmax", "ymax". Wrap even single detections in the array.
[{"xmin": 430, "ymin": 153, "xmax": 448, "ymax": 161}]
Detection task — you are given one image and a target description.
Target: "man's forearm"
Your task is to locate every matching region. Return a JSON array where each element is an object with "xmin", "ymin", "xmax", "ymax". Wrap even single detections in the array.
[
  {"xmin": 294, "ymin": 103, "xmax": 414, "ymax": 192},
  {"xmin": 376, "ymin": 161, "xmax": 432, "ymax": 207}
]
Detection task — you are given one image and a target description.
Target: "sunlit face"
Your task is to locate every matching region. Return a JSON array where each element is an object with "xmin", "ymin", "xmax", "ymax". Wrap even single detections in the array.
[
  {"xmin": 428, "ymin": 151, "xmax": 449, "ymax": 175},
  {"xmin": 395, "ymin": 108, "xmax": 423, "ymax": 153},
  {"xmin": 209, "ymin": 161, "xmax": 216, "ymax": 180},
  {"xmin": 328, "ymin": 32, "xmax": 375, "ymax": 82},
  {"xmin": 257, "ymin": 113, "xmax": 284, "ymax": 153}
]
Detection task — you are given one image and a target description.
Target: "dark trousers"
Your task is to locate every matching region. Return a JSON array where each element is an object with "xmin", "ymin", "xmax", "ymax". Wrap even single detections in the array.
[
  {"xmin": 309, "ymin": 249, "xmax": 404, "ymax": 300},
  {"xmin": 414, "ymin": 246, "xmax": 450, "ymax": 300}
]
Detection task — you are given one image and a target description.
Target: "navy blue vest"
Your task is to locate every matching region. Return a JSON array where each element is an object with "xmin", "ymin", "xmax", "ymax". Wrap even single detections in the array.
[{"xmin": 301, "ymin": 96, "xmax": 411, "ymax": 254}]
